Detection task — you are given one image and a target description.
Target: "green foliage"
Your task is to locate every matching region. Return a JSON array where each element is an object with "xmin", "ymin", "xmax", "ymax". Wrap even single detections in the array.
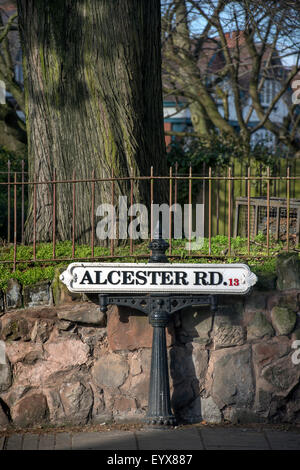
[
  {"xmin": 167, "ymin": 133, "xmax": 290, "ymax": 203},
  {"xmin": 166, "ymin": 133, "xmax": 281, "ymax": 202},
  {"xmin": 167, "ymin": 133, "xmax": 231, "ymax": 173},
  {"xmin": 0, "ymin": 264, "xmax": 59, "ymax": 290},
  {"xmin": 167, "ymin": 132, "xmax": 276, "ymax": 171},
  {"xmin": 0, "ymin": 236, "xmax": 295, "ymax": 290}
]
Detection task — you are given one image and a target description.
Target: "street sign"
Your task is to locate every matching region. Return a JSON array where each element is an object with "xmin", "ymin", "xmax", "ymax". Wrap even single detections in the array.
[
  {"xmin": 60, "ymin": 262, "xmax": 257, "ymax": 295},
  {"xmin": 59, "ymin": 226, "xmax": 258, "ymax": 428}
]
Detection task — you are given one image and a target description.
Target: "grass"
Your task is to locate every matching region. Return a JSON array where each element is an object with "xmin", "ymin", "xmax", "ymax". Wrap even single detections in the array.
[{"xmin": 0, "ymin": 234, "xmax": 296, "ymax": 290}]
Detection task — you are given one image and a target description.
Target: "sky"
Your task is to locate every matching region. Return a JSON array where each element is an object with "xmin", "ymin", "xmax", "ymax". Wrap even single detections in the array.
[{"xmin": 169, "ymin": 0, "xmax": 300, "ymax": 67}]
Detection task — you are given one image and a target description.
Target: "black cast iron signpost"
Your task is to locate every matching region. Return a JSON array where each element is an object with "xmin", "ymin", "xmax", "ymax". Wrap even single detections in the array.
[{"xmin": 60, "ymin": 234, "xmax": 257, "ymax": 427}]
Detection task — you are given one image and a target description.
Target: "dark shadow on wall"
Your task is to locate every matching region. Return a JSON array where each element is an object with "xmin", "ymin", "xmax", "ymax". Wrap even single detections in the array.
[
  {"xmin": 84, "ymin": 299, "xmax": 212, "ymax": 424},
  {"xmin": 169, "ymin": 306, "xmax": 214, "ymax": 424}
]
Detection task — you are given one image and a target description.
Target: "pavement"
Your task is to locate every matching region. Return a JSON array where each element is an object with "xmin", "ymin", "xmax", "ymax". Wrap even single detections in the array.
[{"xmin": 1, "ymin": 425, "xmax": 300, "ymax": 451}]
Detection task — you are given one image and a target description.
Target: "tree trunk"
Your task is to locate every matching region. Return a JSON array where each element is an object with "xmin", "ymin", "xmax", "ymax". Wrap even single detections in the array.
[
  {"xmin": 17, "ymin": 0, "xmax": 167, "ymax": 244},
  {"xmin": 189, "ymin": 101, "xmax": 214, "ymax": 138}
]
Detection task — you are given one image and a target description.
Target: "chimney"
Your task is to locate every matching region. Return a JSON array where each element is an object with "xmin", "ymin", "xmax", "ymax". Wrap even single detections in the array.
[{"xmin": 224, "ymin": 31, "xmax": 245, "ymax": 48}]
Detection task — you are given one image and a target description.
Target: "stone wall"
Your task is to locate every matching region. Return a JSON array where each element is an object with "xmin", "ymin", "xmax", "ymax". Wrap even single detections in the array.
[{"xmin": 0, "ymin": 254, "xmax": 300, "ymax": 428}]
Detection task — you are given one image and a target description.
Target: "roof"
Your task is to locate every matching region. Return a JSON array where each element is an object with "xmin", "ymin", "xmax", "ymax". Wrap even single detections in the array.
[
  {"xmin": 163, "ymin": 30, "xmax": 289, "ymax": 102},
  {"xmin": 0, "ymin": 0, "xmax": 16, "ymax": 13}
]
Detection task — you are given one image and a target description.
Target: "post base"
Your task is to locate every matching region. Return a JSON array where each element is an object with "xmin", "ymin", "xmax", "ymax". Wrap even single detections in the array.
[{"xmin": 144, "ymin": 414, "xmax": 177, "ymax": 427}]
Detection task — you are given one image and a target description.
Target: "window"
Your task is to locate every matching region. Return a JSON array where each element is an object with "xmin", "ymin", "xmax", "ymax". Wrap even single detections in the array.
[
  {"xmin": 15, "ymin": 49, "xmax": 23, "ymax": 85},
  {"xmin": 260, "ymin": 80, "xmax": 276, "ymax": 105}
]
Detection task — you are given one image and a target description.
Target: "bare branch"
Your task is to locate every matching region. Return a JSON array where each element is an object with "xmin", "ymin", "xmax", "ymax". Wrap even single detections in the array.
[
  {"xmin": 0, "ymin": 12, "xmax": 17, "ymax": 43},
  {"xmin": 163, "ymin": 0, "xmax": 300, "ymax": 151}
]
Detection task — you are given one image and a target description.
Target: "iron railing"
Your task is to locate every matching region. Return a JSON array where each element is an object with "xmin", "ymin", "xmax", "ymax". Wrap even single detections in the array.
[{"xmin": 0, "ymin": 160, "xmax": 300, "ymax": 271}]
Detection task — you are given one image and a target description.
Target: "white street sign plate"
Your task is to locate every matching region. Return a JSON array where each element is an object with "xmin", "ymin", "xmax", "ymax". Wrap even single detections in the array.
[{"xmin": 60, "ymin": 263, "xmax": 257, "ymax": 295}]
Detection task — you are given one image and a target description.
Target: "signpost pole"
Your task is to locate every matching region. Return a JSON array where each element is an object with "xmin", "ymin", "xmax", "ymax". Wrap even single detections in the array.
[
  {"xmin": 146, "ymin": 223, "xmax": 176, "ymax": 425},
  {"xmin": 146, "ymin": 300, "xmax": 176, "ymax": 426}
]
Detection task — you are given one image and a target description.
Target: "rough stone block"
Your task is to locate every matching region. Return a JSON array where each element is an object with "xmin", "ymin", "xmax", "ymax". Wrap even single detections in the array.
[
  {"xmin": 57, "ymin": 320, "xmax": 73, "ymax": 331},
  {"xmin": 23, "ymin": 282, "xmax": 51, "ymax": 308},
  {"xmin": 271, "ymin": 306, "xmax": 296, "ymax": 335},
  {"xmin": 44, "ymin": 389, "xmax": 65, "ymax": 424},
  {"xmin": 247, "ymin": 312, "xmax": 274, "ymax": 340},
  {"xmin": 276, "ymin": 253, "xmax": 300, "ymax": 291},
  {"xmin": 5, "ymin": 279, "xmax": 22, "ymax": 309},
  {"xmin": 262, "ymin": 354, "xmax": 300, "ymax": 396},
  {"xmin": 178, "ymin": 307, "xmax": 213, "ymax": 345},
  {"xmin": 120, "ymin": 349, "xmax": 151, "ymax": 408},
  {"xmin": 0, "ymin": 340, "xmax": 11, "ymax": 393},
  {"xmin": 30, "ymin": 318, "xmax": 54, "ymax": 343},
  {"xmin": 11, "ymin": 338, "xmax": 90, "ymax": 387},
  {"xmin": 121, "ymin": 372, "xmax": 150, "ymax": 409},
  {"xmin": 200, "ymin": 396, "xmax": 222, "ymax": 423},
  {"xmin": 77, "ymin": 326, "xmax": 106, "ymax": 347},
  {"xmin": 1, "ymin": 317, "xmax": 30, "ymax": 341},
  {"xmin": 57, "ymin": 302, "xmax": 106, "ymax": 326},
  {"xmin": 11, "ymin": 392, "xmax": 49, "ymax": 428},
  {"xmin": 0, "ymin": 363, "xmax": 12, "ymax": 393},
  {"xmin": 209, "ymin": 345, "xmax": 254, "ymax": 409},
  {"xmin": 107, "ymin": 306, "xmax": 173, "ymax": 351},
  {"xmin": 252, "ymin": 336, "xmax": 291, "ymax": 373},
  {"xmin": 1, "ymin": 385, "xmax": 31, "ymax": 409},
  {"xmin": 128, "ymin": 352, "xmax": 142, "ymax": 376},
  {"xmin": 253, "ymin": 384, "xmax": 273, "ymax": 414},
  {"xmin": 5, "ymin": 341, "xmax": 43, "ymax": 365},
  {"xmin": 213, "ymin": 325, "xmax": 245, "ymax": 349},
  {"xmin": 114, "ymin": 396, "xmax": 137, "ymax": 413},
  {"xmin": 92, "ymin": 353, "xmax": 129, "ymax": 389},
  {"xmin": 44, "ymin": 338, "xmax": 90, "ymax": 367},
  {"xmin": 59, "ymin": 381, "xmax": 93, "ymax": 425}
]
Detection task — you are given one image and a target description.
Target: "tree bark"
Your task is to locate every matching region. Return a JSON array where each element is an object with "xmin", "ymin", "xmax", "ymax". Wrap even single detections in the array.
[
  {"xmin": 189, "ymin": 101, "xmax": 214, "ymax": 137},
  {"xmin": 17, "ymin": 0, "xmax": 167, "ymax": 244}
]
